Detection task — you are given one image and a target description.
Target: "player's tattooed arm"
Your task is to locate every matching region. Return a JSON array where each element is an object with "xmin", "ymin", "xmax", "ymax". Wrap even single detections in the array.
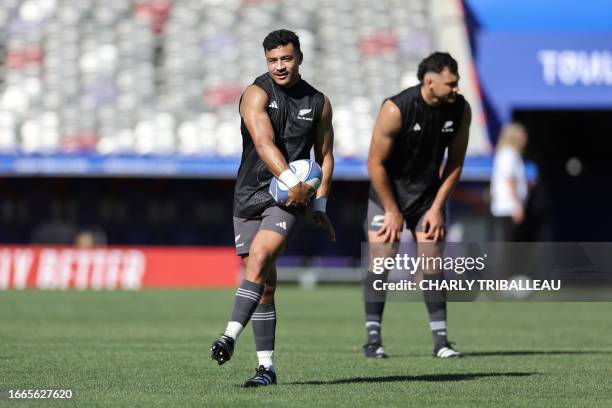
[
  {"xmin": 313, "ymin": 95, "xmax": 336, "ymax": 241},
  {"xmin": 240, "ymin": 84, "xmax": 312, "ymax": 205},
  {"xmin": 367, "ymin": 99, "xmax": 404, "ymax": 243}
]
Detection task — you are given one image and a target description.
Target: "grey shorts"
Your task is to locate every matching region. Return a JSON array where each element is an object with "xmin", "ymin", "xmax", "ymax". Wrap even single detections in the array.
[
  {"xmin": 233, "ymin": 205, "xmax": 305, "ymax": 256},
  {"xmin": 366, "ymin": 198, "xmax": 442, "ymax": 234}
]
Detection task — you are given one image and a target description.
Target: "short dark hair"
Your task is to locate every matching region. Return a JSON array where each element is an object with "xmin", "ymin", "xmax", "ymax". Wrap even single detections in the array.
[
  {"xmin": 417, "ymin": 52, "xmax": 458, "ymax": 82},
  {"xmin": 262, "ymin": 29, "xmax": 301, "ymax": 54}
]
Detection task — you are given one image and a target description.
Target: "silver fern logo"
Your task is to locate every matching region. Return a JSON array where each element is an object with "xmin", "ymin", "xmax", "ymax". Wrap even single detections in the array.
[
  {"xmin": 297, "ymin": 108, "xmax": 313, "ymax": 121},
  {"xmin": 441, "ymin": 120, "xmax": 454, "ymax": 133}
]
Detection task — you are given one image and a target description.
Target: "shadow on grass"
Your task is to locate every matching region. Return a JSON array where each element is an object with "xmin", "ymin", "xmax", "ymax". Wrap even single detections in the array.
[
  {"xmin": 386, "ymin": 350, "xmax": 612, "ymax": 358},
  {"xmin": 287, "ymin": 372, "xmax": 536, "ymax": 385},
  {"xmin": 464, "ymin": 350, "xmax": 612, "ymax": 357}
]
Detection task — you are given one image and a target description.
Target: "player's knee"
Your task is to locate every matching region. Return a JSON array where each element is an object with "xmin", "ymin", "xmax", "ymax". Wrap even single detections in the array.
[
  {"xmin": 240, "ymin": 255, "xmax": 249, "ymax": 268},
  {"xmin": 246, "ymin": 248, "xmax": 272, "ymax": 278}
]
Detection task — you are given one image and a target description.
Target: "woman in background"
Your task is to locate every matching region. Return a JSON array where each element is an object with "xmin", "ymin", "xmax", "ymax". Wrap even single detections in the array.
[{"xmin": 490, "ymin": 122, "xmax": 528, "ymax": 242}]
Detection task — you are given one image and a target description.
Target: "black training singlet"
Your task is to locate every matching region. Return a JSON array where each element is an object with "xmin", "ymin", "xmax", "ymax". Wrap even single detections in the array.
[
  {"xmin": 369, "ymin": 85, "xmax": 467, "ymax": 217},
  {"xmin": 233, "ymin": 73, "xmax": 325, "ymax": 218}
]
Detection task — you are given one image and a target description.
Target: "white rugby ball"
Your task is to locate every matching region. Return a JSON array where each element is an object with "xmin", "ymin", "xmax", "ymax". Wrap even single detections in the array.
[{"xmin": 269, "ymin": 159, "xmax": 322, "ymax": 204}]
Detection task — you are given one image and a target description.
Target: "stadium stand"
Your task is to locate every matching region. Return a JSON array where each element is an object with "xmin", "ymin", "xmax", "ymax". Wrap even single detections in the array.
[{"xmin": 0, "ymin": 0, "xmax": 432, "ymax": 159}]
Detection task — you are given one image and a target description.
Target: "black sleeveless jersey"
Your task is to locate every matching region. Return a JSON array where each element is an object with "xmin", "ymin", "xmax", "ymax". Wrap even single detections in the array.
[
  {"xmin": 369, "ymin": 85, "xmax": 467, "ymax": 217},
  {"xmin": 233, "ymin": 73, "xmax": 325, "ymax": 218}
]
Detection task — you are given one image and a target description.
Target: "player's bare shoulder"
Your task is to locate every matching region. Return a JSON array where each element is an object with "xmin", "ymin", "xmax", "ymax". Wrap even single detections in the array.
[
  {"xmin": 463, "ymin": 99, "xmax": 472, "ymax": 121},
  {"xmin": 381, "ymin": 98, "xmax": 401, "ymax": 117},
  {"xmin": 321, "ymin": 94, "xmax": 333, "ymax": 121},
  {"xmin": 375, "ymin": 99, "xmax": 402, "ymax": 135},
  {"xmin": 459, "ymin": 99, "xmax": 472, "ymax": 132},
  {"xmin": 240, "ymin": 84, "xmax": 269, "ymax": 116}
]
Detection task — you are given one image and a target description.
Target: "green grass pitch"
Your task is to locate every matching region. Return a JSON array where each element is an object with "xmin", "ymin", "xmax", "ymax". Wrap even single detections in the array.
[{"xmin": 1, "ymin": 287, "xmax": 611, "ymax": 407}]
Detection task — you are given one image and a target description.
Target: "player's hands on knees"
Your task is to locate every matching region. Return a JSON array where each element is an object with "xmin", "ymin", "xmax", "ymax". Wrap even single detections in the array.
[
  {"xmin": 286, "ymin": 182, "xmax": 314, "ymax": 207},
  {"xmin": 376, "ymin": 210, "xmax": 403, "ymax": 243},
  {"xmin": 313, "ymin": 211, "xmax": 336, "ymax": 241},
  {"xmin": 421, "ymin": 208, "xmax": 445, "ymax": 242}
]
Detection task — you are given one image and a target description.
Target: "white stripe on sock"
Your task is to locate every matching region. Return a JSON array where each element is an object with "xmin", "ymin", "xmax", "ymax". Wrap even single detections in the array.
[
  {"xmin": 237, "ymin": 287, "xmax": 261, "ymax": 296},
  {"xmin": 366, "ymin": 321, "xmax": 381, "ymax": 328},
  {"xmin": 257, "ymin": 350, "xmax": 275, "ymax": 371},
  {"xmin": 236, "ymin": 293, "xmax": 259, "ymax": 302},
  {"xmin": 236, "ymin": 288, "xmax": 261, "ymax": 302},
  {"xmin": 236, "ymin": 291, "xmax": 261, "ymax": 302},
  {"xmin": 237, "ymin": 287, "xmax": 262, "ymax": 297},
  {"xmin": 238, "ymin": 291, "xmax": 261, "ymax": 300},
  {"xmin": 430, "ymin": 321, "xmax": 446, "ymax": 331},
  {"xmin": 224, "ymin": 321, "xmax": 244, "ymax": 340}
]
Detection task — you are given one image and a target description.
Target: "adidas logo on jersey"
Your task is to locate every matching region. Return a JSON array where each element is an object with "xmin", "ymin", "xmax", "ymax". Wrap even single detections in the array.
[
  {"xmin": 413, "ymin": 123, "xmax": 421, "ymax": 131},
  {"xmin": 441, "ymin": 120, "xmax": 454, "ymax": 133},
  {"xmin": 275, "ymin": 221, "xmax": 287, "ymax": 230},
  {"xmin": 297, "ymin": 108, "xmax": 313, "ymax": 121},
  {"xmin": 268, "ymin": 100, "xmax": 278, "ymax": 109}
]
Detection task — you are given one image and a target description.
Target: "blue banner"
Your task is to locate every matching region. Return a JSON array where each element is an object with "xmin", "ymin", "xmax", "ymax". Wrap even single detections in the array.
[
  {"xmin": 0, "ymin": 154, "xmax": 532, "ymax": 181},
  {"xmin": 465, "ymin": 0, "xmax": 612, "ymax": 33},
  {"xmin": 476, "ymin": 33, "xmax": 612, "ymax": 121}
]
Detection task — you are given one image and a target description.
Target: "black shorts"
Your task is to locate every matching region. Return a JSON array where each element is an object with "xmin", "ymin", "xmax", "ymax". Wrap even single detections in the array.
[
  {"xmin": 233, "ymin": 205, "xmax": 305, "ymax": 256},
  {"xmin": 365, "ymin": 198, "xmax": 442, "ymax": 234}
]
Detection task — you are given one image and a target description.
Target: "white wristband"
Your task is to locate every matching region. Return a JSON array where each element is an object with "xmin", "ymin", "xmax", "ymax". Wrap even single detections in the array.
[
  {"xmin": 313, "ymin": 196, "xmax": 327, "ymax": 213},
  {"xmin": 278, "ymin": 168, "xmax": 300, "ymax": 189}
]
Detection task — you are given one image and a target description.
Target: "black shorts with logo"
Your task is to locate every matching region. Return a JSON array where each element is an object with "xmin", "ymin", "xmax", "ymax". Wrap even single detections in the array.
[
  {"xmin": 233, "ymin": 205, "xmax": 305, "ymax": 256},
  {"xmin": 365, "ymin": 198, "xmax": 443, "ymax": 234}
]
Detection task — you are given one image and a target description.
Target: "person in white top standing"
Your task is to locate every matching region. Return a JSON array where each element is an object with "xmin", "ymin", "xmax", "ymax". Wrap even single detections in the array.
[{"xmin": 490, "ymin": 122, "xmax": 528, "ymax": 242}]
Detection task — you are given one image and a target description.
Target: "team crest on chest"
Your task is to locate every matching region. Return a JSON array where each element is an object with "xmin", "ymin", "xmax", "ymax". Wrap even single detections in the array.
[
  {"xmin": 297, "ymin": 108, "xmax": 314, "ymax": 121},
  {"xmin": 441, "ymin": 120, "xmax": 454, "ymax": 133}
]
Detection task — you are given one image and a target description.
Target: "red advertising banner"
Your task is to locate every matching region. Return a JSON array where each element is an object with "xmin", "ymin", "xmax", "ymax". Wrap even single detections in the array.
[{"xmin": 0, "ymin": 246, "xmax": 240, "ymax": 290}]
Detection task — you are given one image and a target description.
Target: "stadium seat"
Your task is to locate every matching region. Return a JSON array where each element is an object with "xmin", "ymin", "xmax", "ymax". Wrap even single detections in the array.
[{"xmin": 0, "ymin": 0, "xmax": 432, "ymax": 158}]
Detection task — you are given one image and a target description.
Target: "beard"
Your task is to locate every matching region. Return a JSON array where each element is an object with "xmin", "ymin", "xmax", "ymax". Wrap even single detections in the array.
[{"xmin": 443, "ymin": 93, "xmax": 457, "ymax": 103}]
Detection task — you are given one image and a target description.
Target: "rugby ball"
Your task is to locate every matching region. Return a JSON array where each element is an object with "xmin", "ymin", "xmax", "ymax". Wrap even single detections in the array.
[{"xmin": 269, "ymin": 159, "xmax": 322, "ymax": 204}]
